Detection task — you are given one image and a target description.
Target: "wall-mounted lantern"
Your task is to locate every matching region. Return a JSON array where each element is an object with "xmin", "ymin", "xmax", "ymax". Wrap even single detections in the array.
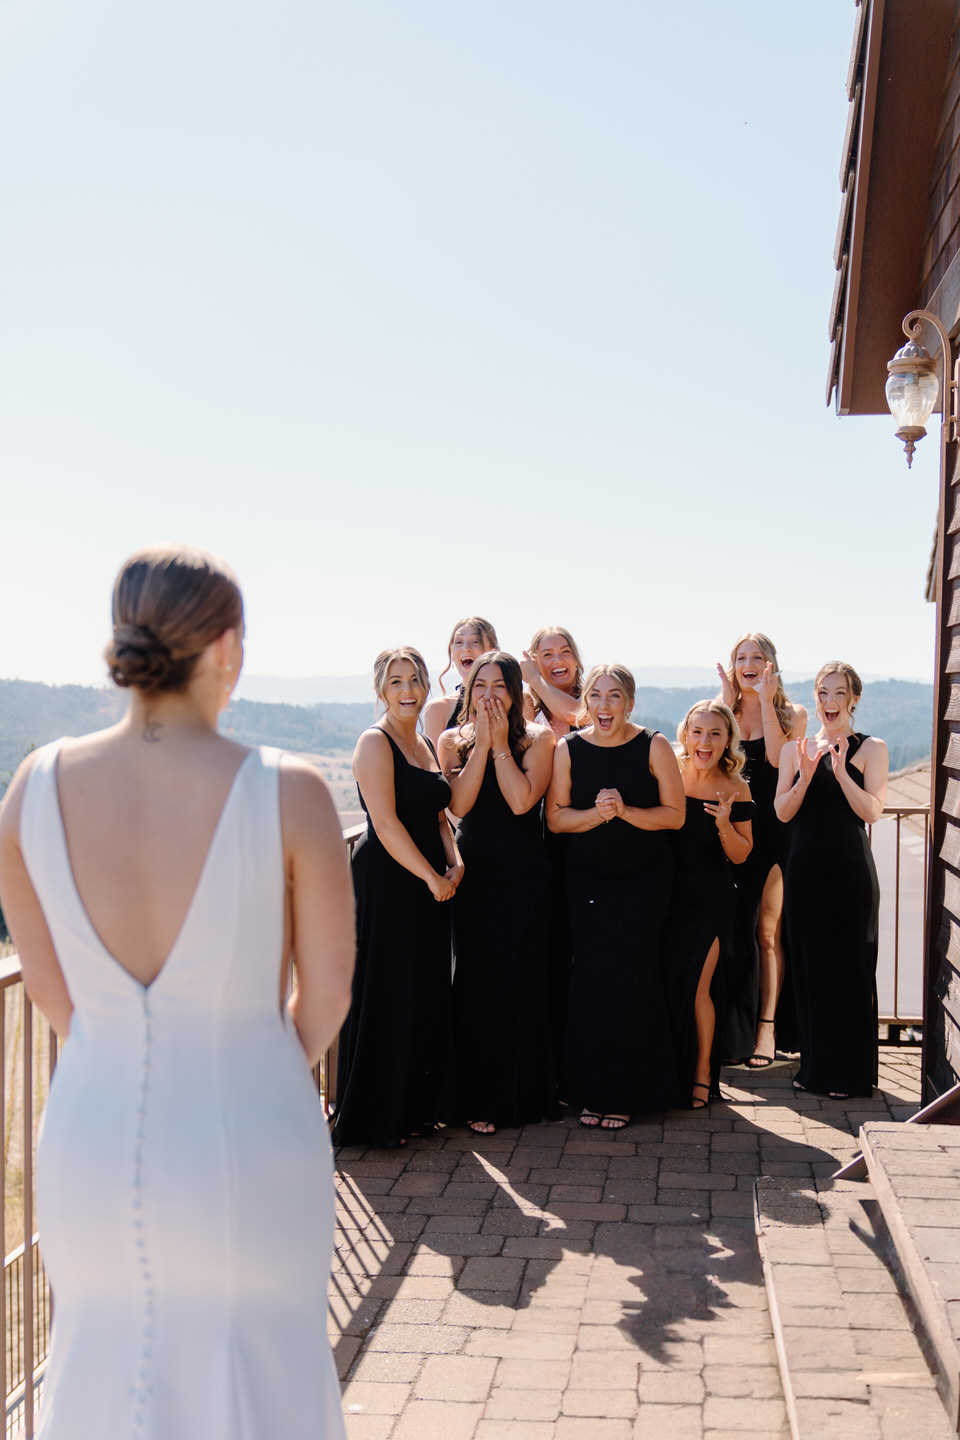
[{"xmin": 886, "ymin": 310, "xmax": 959, "ymax": 468}]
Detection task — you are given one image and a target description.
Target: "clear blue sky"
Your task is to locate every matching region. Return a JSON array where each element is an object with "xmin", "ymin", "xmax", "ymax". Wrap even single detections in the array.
[{"xmin": 0, "ymin": 0, "xmax": 938, "ymax": 692}]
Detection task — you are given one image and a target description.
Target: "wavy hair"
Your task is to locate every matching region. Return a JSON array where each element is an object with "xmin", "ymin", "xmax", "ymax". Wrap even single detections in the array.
[
  {"xmin": 723, "ymin": 631, "xmax": 793, "ymax": 736},
  {"xmin": 454, "ymin": 651, "xmax": 529, "ymax": 766},
  {"xmin": 676, "ymin": 700, "xmax": 746, "ymax": 782},
  {"xmin": 438, "ymin": 616, "xmax": 499, "ymax": 694},
  {"xmin": 372, "ymin": 647, "xmax": 430, "ymax": 714}
]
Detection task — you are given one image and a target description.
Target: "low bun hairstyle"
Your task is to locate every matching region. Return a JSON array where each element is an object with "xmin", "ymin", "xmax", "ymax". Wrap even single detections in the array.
[{"xmin": 105, "ymin": 545, "xmax": 244, "ymax": 695}]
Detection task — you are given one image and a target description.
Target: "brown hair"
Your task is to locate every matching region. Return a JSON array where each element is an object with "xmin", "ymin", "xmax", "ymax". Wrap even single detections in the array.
[
  {"xmin": 724, "ymin": 631, "xmax": 794, "ymax": 736},
  {"xmin": 438, "ymin": 616, "xmax": 499, "ymax": 693},
  {"xmin": 373, "ymin": 647, "xmax": 430, "ymax": 710},
  {"xmin": 528, "ymin": 625, "xmax": 584, "ymax": 716},
  {"xmin": 576, "ymin": 662, "xmax": 636, "ymax": 727},
  {"xmin": 105, "ymin": 544, "xmax": 243, "ymax": 694},
  {"xmin": 455, "ymin": 651, "xmax": 529, "ymax": 766},
  {"xmin": 676, "ymin": 700, "xmax": 746, "ymax": 781},
  {"xmin": 814, "ymin": 661, "xmax": 863, "ymax": 715}
]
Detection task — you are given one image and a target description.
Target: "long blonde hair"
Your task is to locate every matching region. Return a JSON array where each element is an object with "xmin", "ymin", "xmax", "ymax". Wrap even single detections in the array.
[
  {"xmin": 724, "ymin": 632, "xmax": 793, "ymax": 736},
  {"xmin": 676, "ymin": 700, "xmax": 746, "ymax": 782},
  {"xmin": 438, "ymin": 616, "xmax": 499, "ymax": 694}
]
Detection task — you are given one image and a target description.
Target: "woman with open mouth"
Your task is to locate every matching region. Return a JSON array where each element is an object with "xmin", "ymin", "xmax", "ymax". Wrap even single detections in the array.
[
  {"xmin": 423, "ymin": 616, "xmax": 499, "ymax": 749},
  {"xmin": 661, "ymin": 702, "xmax": 754, "ymax": 1108},
  {"xmin": 333, "ymin": 647, "xmax": 463, "ymax": 1148},
  {"xmin": 439, "ymin": 651, "xmax": 557, "ymax": 1135},
  {"xmin": 546, "ymin": 663, "xmax": 684, "ymax": 1128},
  {"xmin": 520, "ymin": 625, "xmax": 584, "ymax": 741},
  {"xmin": 775, "ymin": 662, "xmax": 888, "ymax": 1098},
  {"xmin": 716, "ymin": 632, "xmax": 807, "ymax": 1068}
]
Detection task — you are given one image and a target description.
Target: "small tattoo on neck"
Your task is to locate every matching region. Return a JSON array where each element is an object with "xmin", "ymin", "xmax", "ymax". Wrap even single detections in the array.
[{"xmin": 143, "ymin": 720, "xmax": 163, "ymax": 744}]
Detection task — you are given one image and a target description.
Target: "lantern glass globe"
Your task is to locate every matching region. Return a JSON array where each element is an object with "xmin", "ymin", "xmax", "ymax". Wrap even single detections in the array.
[{"xmin": 885, "ymin": 366, "xmax": 938, "ymax": 430}]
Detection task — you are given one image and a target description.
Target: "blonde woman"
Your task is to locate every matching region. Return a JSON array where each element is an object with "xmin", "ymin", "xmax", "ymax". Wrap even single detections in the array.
[
  {"xmin": 520, "ymin": 625, "xmax": 584, "ymax": 740},
  {"xmin": 775, "ymin": 663, "xmax": 887, "ymax": 1098},
  {"xmin": 422, "ymin": 616, "xmax": 499, "ymax": 749},
  {"xmin": 660, "ymin": 702, "xmax": 753, "ymax": 1108},
  {"xmin": 546, "ymin": 663, "xmax": 684, "ymax": 1128},
  {"xmin": 716, "ymin": 633, "xmax": 806, "ymax": 1066}
]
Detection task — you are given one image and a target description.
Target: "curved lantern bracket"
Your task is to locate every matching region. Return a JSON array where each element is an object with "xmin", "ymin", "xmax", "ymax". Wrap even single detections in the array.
[{"xmin": 887, "ymin": 310, "xmax": 960, "ymax": 468}]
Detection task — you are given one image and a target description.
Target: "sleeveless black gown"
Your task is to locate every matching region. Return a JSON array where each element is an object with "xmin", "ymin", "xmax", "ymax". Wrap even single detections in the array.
[
  {"xmin": 563, "ymin": 729, "xmax": 682, "ymax": 1114},
  {"xmin": 785, "ymin": 734, "xmax": 879, "ymax": 1096},
  {"xmin": 661, "ymin": 796, "xmax": 754, "ymax": 1103},
  {"xmin": 723, "ymin": 736, "xmax": 795, "ymax": 1059},
  {"xmin": 333, "ymin": 731, "xmax": 454, "ymax": 1146},
  {"xmin": 453, "ymin": 756, "xmax": 557, "ymax": 1126}
]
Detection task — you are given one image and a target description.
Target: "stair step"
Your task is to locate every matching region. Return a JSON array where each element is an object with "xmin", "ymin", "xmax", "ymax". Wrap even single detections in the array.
[
  {"xmin": 755, "ymin": 1174, "xmax": 951, "ymax": 1439},
  {"xmin": 860, "ymin": 1121, "xmax": 960, "ymax": 1432}
]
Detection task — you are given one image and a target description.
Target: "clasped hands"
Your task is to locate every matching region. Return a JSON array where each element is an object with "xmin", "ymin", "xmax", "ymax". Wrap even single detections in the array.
[{"xmin": 595, "ymin": 788, "xmax": 624, "ymax": 824}]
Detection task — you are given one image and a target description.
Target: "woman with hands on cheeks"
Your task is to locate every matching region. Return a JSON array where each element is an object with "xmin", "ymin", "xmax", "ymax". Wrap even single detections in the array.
[
  {"xmin": 660, "ymin": 703, "xmax": 753, "ymax": 1109},
  {"xmin": 422, "ymin": 617, "xmax": 499, "ymax": 749},
  {"xmin": 774, "ymin": 662, "xmax": 887, "ymax": 1099},
  {"xmin": 546, "ymin": 664, "xmax": 684, "ymax": 1129},
  {"xmin": 332, "ymin": 648, "xmax": 463, "ymax": 1149},
  {"xmin": 717, "ymin": 633, "xmax": 806, "ymax": 1068},
  {"xmin": 439, "ymin": 652, "xmax": 557, "ymax": 1135}
]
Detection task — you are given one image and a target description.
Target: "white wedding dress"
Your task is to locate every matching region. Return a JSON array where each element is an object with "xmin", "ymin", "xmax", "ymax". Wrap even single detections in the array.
[{"xmin": 20, "ymin": 741, "xmax": 346, "ymax": 1440}]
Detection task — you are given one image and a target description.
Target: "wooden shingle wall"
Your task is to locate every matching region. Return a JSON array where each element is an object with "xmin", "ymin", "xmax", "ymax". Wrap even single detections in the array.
[
  {"xmin": 932, "ymin": 444, "xmax": 960, "ymax": 1095},
  {"xmin": 922, "ymin": 13, "xmax": 960, "ymax": 306}
]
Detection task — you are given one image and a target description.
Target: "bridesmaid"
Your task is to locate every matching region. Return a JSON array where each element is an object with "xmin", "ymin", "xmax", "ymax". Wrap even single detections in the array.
[
  {"xmin": 775, "ymin": 662, "xmax": 887, "ymax": 1098},
  {"xmin": 546, "ymin": 663, "xmax": 683, "ymax": 1128},
  {"xmin": 438, "ymin": 651, "xmax": 556, "ymax": 1134},
  {"xmin": 423, "ymin": 617, "xmax": 499, "ymax": 749},
  {"xmin": 333, "ymin": 648, "xmax": 462, "ymax": 1148},
  {"xmin": 520, "ymin": 626, "xmax": 584, "ymax": 740},
  {"xmin": 661, "ymin": 702, "xmax": 753, "ymax": 1108},
  {"xmin": 716, "ymin": 633, "xmax": 806, "ymax": 1067},
  {"xmin": 520, "ymin": 625, "xmax": 585, "ymax": 1072}
]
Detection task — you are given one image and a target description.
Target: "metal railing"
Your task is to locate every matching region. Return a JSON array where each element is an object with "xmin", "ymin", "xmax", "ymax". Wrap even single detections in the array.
[{"xmin": 868, "ymin": 804, "xmax": 929, "ymax": 1032}]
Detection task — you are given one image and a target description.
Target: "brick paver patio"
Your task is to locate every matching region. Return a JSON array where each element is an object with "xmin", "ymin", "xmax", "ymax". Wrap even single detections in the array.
[{"xmin": 329, "ymin": 1049, "xmax": 922, "ymax": 1439}]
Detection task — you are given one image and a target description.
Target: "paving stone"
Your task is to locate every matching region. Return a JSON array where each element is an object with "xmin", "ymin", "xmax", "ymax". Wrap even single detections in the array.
[
  {"xmin": 366, "ymin": 1322, "xmax": 468, "ymax": 1354},
  {"xmin": 461, "ymin": 1257, "xmax": 526, "ymax": 1291},
  {"xmin": 414, "ymin": 1354, "xmax": 498, "ymax": 1401},
  {"xmin": 343, "ymin": 1415, "xmax": 395, "ymax": 1440},
  {"xmin": 380, "ymin": 1298, "xmax": 445, "ymax": 1325},
  {"xmin": 700, "ymin": 1365, "xmax": 781, "ymax": 1398},
  {"xmin": 392, "ymin": 1399, "xmax": 483, "ymax": 1438},
  {"xmin": 554, "ymin": 1418, "xmax": 634, "ymax": 1436},
  {"xmin": 469, "ymin": 1331, "xmax": 578, "ymax": 1360},
  {"xmin": 494, "ymin": 1357, "xmax": 572, "ymax": 1389},
  {"xmin": 630, "ymin": 1403, "xmax": 703, "ymax": 1437},
  {"xmin": 561, "ymin": 1387, "xmax": 638, "ymax": 1416},
  {"xmin": 702, "ymin": 1396, "xmax": 787, "ymax": 1429},
  {"xmin": 792, "ymin": 1396, "xmax": 882, "ymax": 1438},
  {"xmin": 483, "ymin": 1388, "xmax": 563, "ymax": 1421},
  {"xmin": 567, "ymin": 1353, "xmax": 640, "ymax": 1388},
  {"xmin": 443, "ymin": 1292, "xmax": 516, "ymax": 1329},
  {"xmin": 342, "ymin": 1380, "xmax": 410, "ymax": 1415},
  {"xmin": 474, "ymin": 1421, "xmax": 556, "ymax": 1439},
  {"xmin": 637, "ymin": 1370, "xmax": 705, "ymax": 1403}
]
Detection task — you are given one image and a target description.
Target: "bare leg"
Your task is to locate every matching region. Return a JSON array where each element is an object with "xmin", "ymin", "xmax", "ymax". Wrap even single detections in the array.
[
  {"xmin": 693, "ymin": 939, "xmax": 721, "ymax": 1103},
  {"xmin": 750, "ymin": 864, "xmax": 784, "ymax": 1065}
]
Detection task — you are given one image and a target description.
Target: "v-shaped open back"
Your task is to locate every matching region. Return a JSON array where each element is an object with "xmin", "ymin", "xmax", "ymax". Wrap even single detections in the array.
[{"xmin": 48, "ymin": 742, "xmax": 256, "ymax": 991}]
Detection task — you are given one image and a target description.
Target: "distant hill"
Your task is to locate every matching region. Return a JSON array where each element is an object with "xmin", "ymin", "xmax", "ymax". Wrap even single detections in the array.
[{"xmin": 0, "ymin": 675, "xmax": 933, "ymax": 780}]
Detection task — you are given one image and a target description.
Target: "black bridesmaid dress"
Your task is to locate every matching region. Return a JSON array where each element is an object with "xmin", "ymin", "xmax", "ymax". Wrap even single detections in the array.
[
  {"xmin": 785, "ymin": 734, "xmax": 880, "ymax": 1096},
  {"xmin": 723, "ymin": 737, "xmax": 794, "ymax": 1060},
  {"xmin": 661, "ymin": 796, "xmax": 754, "ymax": 1104},
  {"xmin": 452, "ymin": 757, "xmax": 557, "ymax": 1127},
  {"xmin": 563, "ymin": 729, "xmax": 682, "ymax": 1115},
  {"xmin": 333, "ymin": 731, "xmax": 454, "ymax": 1147}
]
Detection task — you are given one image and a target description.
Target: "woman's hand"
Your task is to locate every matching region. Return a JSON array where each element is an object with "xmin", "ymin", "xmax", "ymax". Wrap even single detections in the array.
[
  {"xmin": 704, "ymin": 791, "xmax": 733, "ymax": 830},
  {"xmin": 830, "ymin": 732, "xmax": 849, "ymax": 776},
  {"xmin": 716, "ymin": 663, "xmax": 735, "ymax": 708},
  {"xmin": 486, "ymin": 696, "xmax": 510, "ymax": 751},
  {"xmin": 522, "ymin": 686, "xmax": 538, "ymax": 724},
  {"xmin": 472, "ymin": 698, "xmax": 493, "ymax": 755},
  {"xmin": 520, "ymin": 651, "xmax": 541, "ymax": 688},
  {"xmin": 427, "ymin": 870, "xmax": 457, "ymax": 902},
  {"xmin": 444, "ymin": 859, "xmax": 465, "ymax": 892},
  {"xmin": 595, "ymin": 787, "xmax": 623, "ymax": 822},
  {"xmin": 797, "ymin": 736, "xmax": 822, "ymax": 786},
  {"xmin": 758, "ymin": 662, "xmax": 778, "ymax": 706}
]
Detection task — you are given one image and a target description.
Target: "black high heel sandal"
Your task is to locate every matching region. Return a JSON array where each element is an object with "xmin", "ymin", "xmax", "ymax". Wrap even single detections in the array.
[{"xmin": 748, "ymin": 1017, "xmax": 776, "ymax": 1069}]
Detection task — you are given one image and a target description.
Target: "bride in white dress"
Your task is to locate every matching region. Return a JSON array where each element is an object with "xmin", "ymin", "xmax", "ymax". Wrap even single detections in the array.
[{"xmin": 0, "ymin": 545, "xmax": 353, "ymax": 1440}]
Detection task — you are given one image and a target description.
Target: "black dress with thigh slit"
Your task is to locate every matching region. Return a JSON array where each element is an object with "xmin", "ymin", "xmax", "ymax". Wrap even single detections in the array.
[
  {"xmin": 333, "ymin": 730, "xmax": 454, "ymax": 1147},
  {"xmin": 661, "ymin": 796, "xmax": 754, "ymax": 1104},
  {"xmin": 785, "ymin": 734, "xmax": 879, "ymax": 1096},
  {"xmin": 723, "ymin": 737, "xmax": 794, "ymax": 1059},
  {"xmin": 563, "ymin": 729, "xmax": 682, "ymax": 1115},
  {"xmin": 452, "ymin": 756, "xmax": 557, "ymax": 1127}
]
